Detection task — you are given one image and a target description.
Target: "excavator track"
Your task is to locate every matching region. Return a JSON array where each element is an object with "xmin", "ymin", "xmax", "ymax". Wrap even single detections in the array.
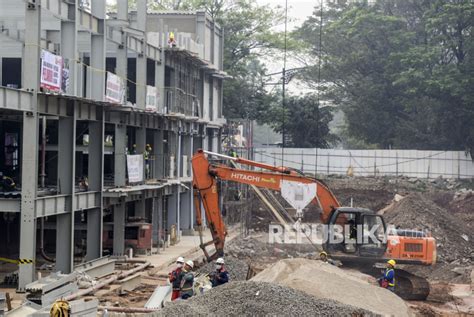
[
  {"xmin": 352, "ymin": 264, "xmax": 430, "ymax": 300},
  {"xmin": 394, "ymin": 269, "xmax": 430, "ymax": 300}
]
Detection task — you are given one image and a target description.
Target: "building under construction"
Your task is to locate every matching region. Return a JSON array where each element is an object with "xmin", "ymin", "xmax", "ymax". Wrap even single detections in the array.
[{"xmin": 0, "ymin": 0, "xmax": 226, "ymax": 291}]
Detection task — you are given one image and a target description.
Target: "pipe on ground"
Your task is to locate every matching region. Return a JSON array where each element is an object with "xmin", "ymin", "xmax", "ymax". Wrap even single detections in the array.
[
  {"xmin": 64, "ymin": 259, "xmax": 151, "ymax": 301},
  {"xmin": 99, "ymin": 306, "xmax": 159, "ymax": 313}
]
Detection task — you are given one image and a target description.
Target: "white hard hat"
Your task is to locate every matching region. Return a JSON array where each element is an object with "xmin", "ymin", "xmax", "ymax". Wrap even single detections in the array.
[
  {"xmin": 185, "ymin": 260, "xmax": 194, "ymax": 268},
  {"xmin": 216, "ymin": 258, "xmax": 225, "ymax": 264},
  {"xmin": 176, "ymin": 257, "xmax": 184, "ymax": 263}
]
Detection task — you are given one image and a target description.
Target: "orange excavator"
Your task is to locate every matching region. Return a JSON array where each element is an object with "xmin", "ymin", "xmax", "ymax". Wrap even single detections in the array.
[{"xmin": 192, "ymin": 149, "xmax": 436, "ymax": 299}]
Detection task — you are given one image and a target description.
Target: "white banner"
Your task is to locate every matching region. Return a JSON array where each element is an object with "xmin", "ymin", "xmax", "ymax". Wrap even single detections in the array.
[
  {"xmin": 41, "ymin": 50, "xmax": 63, "ymax": 92},
  {"xmin": 127, "ymin": 154, "xmax": 144, "ymax": 183},
  {"xmin": 146, "ymin": 85, "xmax": 158, "ymax": 112},
  {"xmin": 105, "ymin": 72, "xmax": 124, "ymax": 104}
]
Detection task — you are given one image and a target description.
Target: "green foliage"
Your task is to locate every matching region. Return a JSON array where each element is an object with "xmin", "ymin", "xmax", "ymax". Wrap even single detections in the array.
[
  {"xmin": 298, "ymin": 0, "xmax": 474, "ymax": 152},
  {"xmin": 265, "ymin": 94, "xmax": 337, "ymax": 148}
]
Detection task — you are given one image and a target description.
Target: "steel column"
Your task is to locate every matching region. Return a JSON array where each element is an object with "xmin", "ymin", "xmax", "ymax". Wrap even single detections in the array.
[
  {"xmin": 135, "ymin": 0, "xmax": 147, "ymax": 109},
  {"xmin": 90, "ymin": 0, "xmax": 106, "ymax": 101},
  {"xmin": 153, "ymin": 130, "xmax": 164, "ymax": 179},
  {"xmin": 55, "ymin": 112, "xmax": 76, "ymax": 274},
  {"xmin": 114, "ymin": 125, "xmax": 127, "ymax": 187},
  {"xmin": 60, "ymin": 0, "xmax": 78, "ymax": 96},
  {"xmin": 18, "ymin": 0, "xmax": 41, "ymax": 291},
  {"xmin": 113, "ymin": 203, "xmax": 126, "ymax": 255},
  {"xmin": 86, "ymin": 120, "xmax": 104, "ymax": 261}
]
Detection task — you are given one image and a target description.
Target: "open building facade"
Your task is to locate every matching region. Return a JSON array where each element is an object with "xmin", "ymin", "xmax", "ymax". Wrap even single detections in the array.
[{"xmin": 0, "ymin": 0, "xmax": 226, "ymax": 290}]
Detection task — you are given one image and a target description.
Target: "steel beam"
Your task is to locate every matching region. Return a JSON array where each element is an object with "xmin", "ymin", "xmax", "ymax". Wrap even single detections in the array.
[
  {"xmin": 18, "ymin": 0, "xmax": 41, "ymax": 291},
  {"xmin": 0, "ymin": 199, "xmax": 21, "ymax": 212},
  {"xmin": 0, "ymin": 87, "xmax": 34, "ymax": 112},
  {"xmin": 74, "ymin": 257, "xmax": 115, "ymax": 279},
  {"xmin": 119, "ymin": 273, "xmax": 141, "ymax": 293}
]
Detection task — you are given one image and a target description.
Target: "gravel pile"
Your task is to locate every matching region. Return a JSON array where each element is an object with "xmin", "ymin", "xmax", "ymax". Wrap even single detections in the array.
[
  {"xmin": 252, "ymin": 258, "xmax": 411, "ymax": 317},
  {"xmin": 196, "ymin": 256, "xmax": 249, "ymax": 281},
  {"xmin": 152, "ymin": 281, "xmax": 373, "ymax": 316}
]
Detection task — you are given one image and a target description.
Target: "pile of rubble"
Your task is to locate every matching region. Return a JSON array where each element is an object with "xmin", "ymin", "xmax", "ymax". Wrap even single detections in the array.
[
  {"xmin": 196, "ymin": 257, "xmax": 249, "ymax": 282},
  {"xmin": 384, "ymin": 193, "xmax": 473, "ymax": 283},
  {"xmin": 252, "ymin": 258, "xmax": 411, "ymax": 317},
  {"xmin": 154, "ymin": 281, "xmax": 371, "ymax": 316}
]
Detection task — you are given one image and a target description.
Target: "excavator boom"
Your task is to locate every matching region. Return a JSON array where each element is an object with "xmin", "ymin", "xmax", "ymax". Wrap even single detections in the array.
[{"xmin": 192, "ymin": 149, "xmax": 340, "ymax": 258}]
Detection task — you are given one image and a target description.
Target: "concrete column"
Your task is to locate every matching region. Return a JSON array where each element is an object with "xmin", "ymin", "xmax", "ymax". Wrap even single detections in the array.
[
  {"xmin": 90, "ymin": 0, "xmax": 106, "ymax": 101},
  {"xmin": 60, "ymin": 0, "xmax": 78, "ymax": 96},
  {"xmin": 56, "ymin": 113, "xmax": 76, "ymax": 274},
  {"xmin": 18, "ymin": 0, "xmax": 41, "ymax": 291},
  {"xmin": 153, "ymin": 130, "xmax": 164, "ymax": 179},
  {"xmin": 114, "ymin": 125, "xmax": 127, "ymax": 187},
  {"xmin": 86, "ymin": 120, "xmax": 104, "ymax": 261},
  {"xmin": 113, "ymin": 202, "xmax": 126, "ymax": 255}
]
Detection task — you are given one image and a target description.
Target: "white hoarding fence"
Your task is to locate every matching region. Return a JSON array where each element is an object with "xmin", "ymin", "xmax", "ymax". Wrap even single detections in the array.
[
  {"xmin": 254, "ymin": 148, "xmax": 474, "ymax": 179},
  {"xmin": 41, "ymin": 50, "xmax": 63, "ymax": 92},
  {"xmin": 146, "ymin": 85, "xmax": 158, "ymax": 112},
  {"xmin": 105, "ymin": 72, "xmax": 125, "ymax": 104},
  {"xmin": 127, "ymin": 154, "xmax": 144, "ymax": 183}
]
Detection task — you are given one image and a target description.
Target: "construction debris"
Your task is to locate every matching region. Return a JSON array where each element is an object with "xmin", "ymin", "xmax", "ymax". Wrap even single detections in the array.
[
  {"xmin": 153, "ymin": 281, "xmax": 372, "ymax": 316},
  {"xmin": 252, "ymin": 258, "xmax": 411, "ymax": 317},
  {"xmin": 383, "ymin": 193, "xmax": 473, "ymax": 283}
]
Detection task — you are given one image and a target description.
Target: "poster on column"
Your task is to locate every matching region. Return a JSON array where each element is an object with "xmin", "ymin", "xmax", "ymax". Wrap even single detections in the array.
[
  {"xmin": 127, "ymin": 154, "xmax": 144, "ymax": 183},
  {"xmin": 105, "ymin": 72, "xmax": 125, "ymax": 104},
  {"xmin": 146, "ymin": 85, "xmax": 158, "ymax": 112},
  {"xmin": 40, "ymin": 50, "xmax": 63, "ymax": 92}
]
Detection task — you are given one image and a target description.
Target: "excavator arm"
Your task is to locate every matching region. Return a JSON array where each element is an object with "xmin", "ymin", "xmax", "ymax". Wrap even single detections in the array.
[{"xmin": 192, "ymin": 149, "xmax": 341, "ymax": 259}]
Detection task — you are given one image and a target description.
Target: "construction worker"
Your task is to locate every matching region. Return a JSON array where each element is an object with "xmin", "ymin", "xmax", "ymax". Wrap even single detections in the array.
[
  {"xmin": 379, "ymin": 259, "xmax": 396, "ymax": 292},
  {"xmin": 144, "ymin": 144, "xmax": 152, "ymax": 178},
  {"xmin": 180, "ymin": 260, "xmax": 195, "ymax": 299},
  {"xmin": 0, "ymin": 173, "xmax": 16, "ymax": 192},
  {"xmin": 319, "ymin": 251, "xmax": 337, "ymax": 266},
  {"xmin": 210, "ymin": 257, "xmax": 229, "ymax": 287},
  {"xmin": 168, "ymin": 257, "xmax": 184, "ymax": 301}
]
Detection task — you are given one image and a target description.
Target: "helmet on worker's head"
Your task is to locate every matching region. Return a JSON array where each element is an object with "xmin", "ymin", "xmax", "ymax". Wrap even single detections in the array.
[
  {"xmin": 319, "ymin": 251, "xmax": 327, "ymax": 257},
  {"xmin": 216, "ymin": 258, "xmax": 225, "ymax": 265},
  {"xmin": 185, "ymin": 260, "xmax": 194, "ymax": 268},
  {"xmin": 176, "ymin": 257, "xmax": 184, "ymax": 264},
  {"xmin": 387, "ymin": 259, "xmax": 396, "ymax": 267}
]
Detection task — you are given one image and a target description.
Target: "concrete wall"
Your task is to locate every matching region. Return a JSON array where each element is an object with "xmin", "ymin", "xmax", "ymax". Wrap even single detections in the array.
[{"xmin": 254, "ymin": 148, "xmax": 474, "ymax": 179}]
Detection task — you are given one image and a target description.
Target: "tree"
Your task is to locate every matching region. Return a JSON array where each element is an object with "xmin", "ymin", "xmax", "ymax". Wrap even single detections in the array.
[
  {"xmin": 265, "ymin": 94, "xmax": 336, "ymax": 148},
  {"xmin": 298, "ymin": 0, "xmax": 474, "ymax": 152}
]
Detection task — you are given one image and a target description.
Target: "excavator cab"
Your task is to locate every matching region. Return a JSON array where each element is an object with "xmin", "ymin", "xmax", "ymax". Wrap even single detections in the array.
[{"xmin": 325, "ymin": 207, "xmax": 387, "ymax": 259}]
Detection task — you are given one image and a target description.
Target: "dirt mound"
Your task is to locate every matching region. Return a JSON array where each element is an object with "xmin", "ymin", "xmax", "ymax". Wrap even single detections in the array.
[
  {"xmin": 154, "ymin": 281, "xmax": 372, "ymax": 316},
  {"xmin": 384, "ymin": 193, "xmax": 473, "ymax": 264},
  {"xmin": 251, "ymin": 258, "xmax": 411, "ymax": 317},
  {"xmin": 196, "ymin": 256, "xmax": 249, "ymax": 281},
  {"xmin": 383, "ymin": 193, "xmax": 473, "ymax": 283}
]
